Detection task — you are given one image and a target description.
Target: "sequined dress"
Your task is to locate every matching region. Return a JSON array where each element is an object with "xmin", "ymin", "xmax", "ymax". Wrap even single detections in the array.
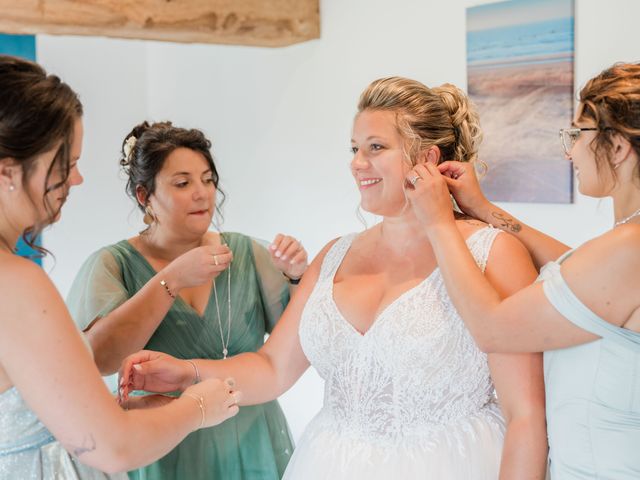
[
  {"xmin": 0, "ymin": 387, "xmax": 125, "ymax": 479},
  {"xmin": 283, "ymin": 227, "xmax": 505, "ymax": 479}
]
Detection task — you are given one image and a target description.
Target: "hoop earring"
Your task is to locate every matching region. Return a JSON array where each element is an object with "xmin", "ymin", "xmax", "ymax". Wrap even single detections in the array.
[{"xmin": 143, "ymin": 205, "xmax": 156, "ymax": 225}]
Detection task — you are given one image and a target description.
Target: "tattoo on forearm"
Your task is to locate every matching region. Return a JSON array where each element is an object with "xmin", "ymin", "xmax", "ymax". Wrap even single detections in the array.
[
  {"xmin": 491, "ymin": 212, "xmax": 522, "ymax": 233},
  {"xmin": 65, "ymin": 434, "xmax": 97, "ymax": 458}
]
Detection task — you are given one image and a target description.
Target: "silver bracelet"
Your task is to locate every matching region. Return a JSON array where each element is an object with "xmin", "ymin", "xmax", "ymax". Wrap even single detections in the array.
[{"xmin": 186, "ymin": 359, "xmax": 201, "ymax": 384}]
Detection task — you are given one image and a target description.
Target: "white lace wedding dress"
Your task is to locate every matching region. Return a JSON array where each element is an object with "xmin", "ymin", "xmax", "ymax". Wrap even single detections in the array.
[{"xmin": 284, "ymin": 227, "xmax": 505, "ymax": 479}]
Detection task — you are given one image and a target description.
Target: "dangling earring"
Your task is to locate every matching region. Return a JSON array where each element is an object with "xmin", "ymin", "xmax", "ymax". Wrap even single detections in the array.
[{"xmin": 143, "ymin": 205, "xmax": 156, "ymax": 225}]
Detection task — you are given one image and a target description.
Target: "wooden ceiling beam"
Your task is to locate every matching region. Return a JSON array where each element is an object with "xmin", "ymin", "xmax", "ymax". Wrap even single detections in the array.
[{"xmin": 0, "ymin": 0, "xmax": 320, "ymax": 47}]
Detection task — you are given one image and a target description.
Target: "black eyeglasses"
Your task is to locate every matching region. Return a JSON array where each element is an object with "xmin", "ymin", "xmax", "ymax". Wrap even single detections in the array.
[{"xmin": 558, "ymin": 127, "xmax": 598, "ymax": 155}]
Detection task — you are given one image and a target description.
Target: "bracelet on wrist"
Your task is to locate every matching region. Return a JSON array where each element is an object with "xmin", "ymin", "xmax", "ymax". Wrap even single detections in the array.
[
  {"xmin": 186, "ymin": 359, "xmax": 201, "ymax": 384},
  {"xmin": 283, "ymin": 272, "xmax": 301, "ymax": 285},
  {"xmin": 183, "ymin": 392, "xmax": 205, "ymax": 429},
  {"xmin": 160, "ymin": 279, "xmax": 176, "ymax": 299}
]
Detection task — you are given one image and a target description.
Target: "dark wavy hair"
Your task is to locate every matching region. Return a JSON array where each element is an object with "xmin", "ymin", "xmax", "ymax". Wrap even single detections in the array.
[
  {"xmin": 119, "ymin": 121, "xmax": 225, "ymax": 229},
  {"xmin": 0, "ymin": 55, "xmax": 83, "ymax": 255}
]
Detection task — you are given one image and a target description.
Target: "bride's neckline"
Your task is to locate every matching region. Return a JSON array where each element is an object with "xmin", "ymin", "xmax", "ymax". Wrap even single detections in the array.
[{"xmin": 330, "ymin": 226, "xmax": 490, "ymax": 337}]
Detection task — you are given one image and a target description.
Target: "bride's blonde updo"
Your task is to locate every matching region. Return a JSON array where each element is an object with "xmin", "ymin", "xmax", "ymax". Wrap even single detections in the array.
[{"xmin": 357, "ymin": 77, "xmax": 483, "ymax": 166}]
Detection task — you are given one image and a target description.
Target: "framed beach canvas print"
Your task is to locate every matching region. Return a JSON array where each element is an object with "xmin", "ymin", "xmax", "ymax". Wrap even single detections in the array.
[
  {"xmin": 0, "ymin": 33, "xmax": 41, "ymax": 264},
  {"xmin": 467, "ymin": 0, "xmax": 575, "ymax": 203}
]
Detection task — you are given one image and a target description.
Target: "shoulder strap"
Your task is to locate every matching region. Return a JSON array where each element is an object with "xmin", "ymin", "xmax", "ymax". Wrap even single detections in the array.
[
  {"xmin": 318, "ymin": 233, "xmax": 357, "ymax": 281},
  {"xmin": 465, "ymin": 226, "xmax": 501, "ymax": 273},
  {"xmin": 543, "ymin": 267, "xmax": 640, "ymax": 350}
]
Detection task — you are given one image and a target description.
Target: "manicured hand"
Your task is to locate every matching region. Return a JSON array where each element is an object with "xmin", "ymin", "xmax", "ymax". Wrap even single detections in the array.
[
  {"xmin": 118, "ymin": 350, "xmax": 193, "ymax": 401},
  {"xmin": 183, "ymin": 378, "xmax": 241, "ymax": 429},
  {"xmin": 404, "ymin": 163, "xmax": 457, "ymax": 231},
  {"xmin": 437, "ymin": 160, "xmax": 491, "ymax": 218},
  {"xmin": 268, "ymin": 234, "xmax": 308, "ymax": 281},
  {"xmin": 162, "ymin": 244, "xmax": 233, "ymax": 292}
]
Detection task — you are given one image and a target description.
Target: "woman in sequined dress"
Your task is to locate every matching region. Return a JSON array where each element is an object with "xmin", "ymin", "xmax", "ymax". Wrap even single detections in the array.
[{"xmin": 0, "ymin": 56, "xmax": 239, "ymax": 479}]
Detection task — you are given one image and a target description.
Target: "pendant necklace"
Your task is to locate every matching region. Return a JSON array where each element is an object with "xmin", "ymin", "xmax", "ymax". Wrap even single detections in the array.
[
  {"xmin": 615, "ymin": 207, "xmax": 640, "ymax": 227},
  {"xmin": 212, "ymin": 266, "xmax": 231, "ymax": 359}
]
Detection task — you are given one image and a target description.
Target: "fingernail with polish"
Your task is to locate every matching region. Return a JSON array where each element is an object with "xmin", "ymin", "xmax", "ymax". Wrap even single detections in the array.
[{"xmin": 275, "ymin": 251, "xmax": 281, "ymax": 258}]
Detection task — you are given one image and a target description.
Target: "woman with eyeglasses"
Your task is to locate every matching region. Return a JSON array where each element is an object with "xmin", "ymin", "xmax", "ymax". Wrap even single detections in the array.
[{"xmin": 404, "ymin": 62, "xmax": 640, "ymax": 479}]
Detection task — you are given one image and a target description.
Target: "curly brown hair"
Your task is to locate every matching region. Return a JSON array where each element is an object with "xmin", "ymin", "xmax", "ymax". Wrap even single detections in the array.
[
  {"xmin": 578, "ymin": 62, "xmax": 640, "ymax": 182},
  {"xmin": 357, "ymin": 77, "xmax": 483, "ymax": 166}
]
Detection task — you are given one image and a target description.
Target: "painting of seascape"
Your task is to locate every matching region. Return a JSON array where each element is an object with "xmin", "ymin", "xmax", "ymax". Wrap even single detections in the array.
[{"xmin": 467, "ymin": 0, "xmax": 574, "ymax": 203}]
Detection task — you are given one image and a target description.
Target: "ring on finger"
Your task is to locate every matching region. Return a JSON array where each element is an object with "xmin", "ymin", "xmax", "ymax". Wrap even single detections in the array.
[
  {"xmin": 409, "ymin": 175, "xmax": 421, "ymax": 186},
  {"xmin": 213, "ymin": 254, "xmax": 219, "ymax": 266}
]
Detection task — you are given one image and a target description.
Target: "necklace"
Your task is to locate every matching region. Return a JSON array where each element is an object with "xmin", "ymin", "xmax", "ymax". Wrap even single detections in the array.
[
  {"xmin": 212, "ymin": 234, "xmax": 232, "ymax": 359},
  {"xmin": 615, "ymin": 207, "xmax": 640, "ymax": 227}
]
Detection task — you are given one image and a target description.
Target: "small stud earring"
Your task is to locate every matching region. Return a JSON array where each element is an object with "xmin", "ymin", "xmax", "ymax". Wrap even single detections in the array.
[{"xmin": 8, "ymin": 184, "xmax": 15, "ymax": 192}]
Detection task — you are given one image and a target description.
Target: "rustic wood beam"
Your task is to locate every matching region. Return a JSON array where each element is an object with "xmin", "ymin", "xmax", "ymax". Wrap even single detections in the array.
[{"xmin": 0, "ymin": 0, "xmax": 320, "ymax": 47}]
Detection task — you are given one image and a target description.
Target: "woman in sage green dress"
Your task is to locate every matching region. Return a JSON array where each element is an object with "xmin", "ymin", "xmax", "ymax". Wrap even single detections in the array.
[{"xmin": 67, "ymin": 121, "xmax": 306, "ymax": 480}]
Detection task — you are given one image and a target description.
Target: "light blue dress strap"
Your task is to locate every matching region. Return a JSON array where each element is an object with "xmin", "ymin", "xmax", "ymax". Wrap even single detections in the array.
[{"xmin": 542, "ymin": 265, "xmax": 640, "ymax": 350}]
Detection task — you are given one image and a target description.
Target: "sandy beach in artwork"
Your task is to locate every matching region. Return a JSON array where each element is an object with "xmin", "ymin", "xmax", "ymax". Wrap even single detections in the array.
[{"xmin": 468, "ymin": 58, "xmax": 574, "ymax": 203}]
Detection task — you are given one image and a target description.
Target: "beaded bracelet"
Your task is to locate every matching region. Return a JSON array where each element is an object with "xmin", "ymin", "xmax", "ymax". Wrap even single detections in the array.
[
  {"xmin": 183, "ymin": 392, "xmax": 205, "ymax": 429},
  {"xmin": 160, "ymin": 279, "xmax": 176, "ymax": 299}
]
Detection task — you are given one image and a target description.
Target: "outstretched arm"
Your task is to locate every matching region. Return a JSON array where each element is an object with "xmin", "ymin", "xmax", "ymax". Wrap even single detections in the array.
[
  {"xmin": 121, "ymin": 239, "xmax": 338, "ymax": 405},
  {"xmin": 439, "ymin": 160, "xmax": 570, "ymax": 269},
  {"xmin": 0, "ymin": 257, "xmax": 238, "ymax": 474}
]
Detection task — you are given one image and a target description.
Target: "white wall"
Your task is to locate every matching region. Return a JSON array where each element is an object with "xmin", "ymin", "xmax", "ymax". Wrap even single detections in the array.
[{"xmin": 37, "ymin": 0, "xmax": 640, "ymax": 441}]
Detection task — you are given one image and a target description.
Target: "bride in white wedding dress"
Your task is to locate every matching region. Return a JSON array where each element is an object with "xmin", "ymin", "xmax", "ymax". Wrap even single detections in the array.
[{"xmin": 120, "ymin": 77, "xmax": 548, "ymax": 479}]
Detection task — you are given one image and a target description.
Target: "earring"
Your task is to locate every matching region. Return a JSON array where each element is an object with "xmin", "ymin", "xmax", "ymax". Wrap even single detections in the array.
[
  {"xmin": 613, "ymin": 163, "xmax": 621, "ymax": 170},
  {"xmin": 8, "ymin": 184, "xmax": 15, "ymax": 192},
  {"xmin": 143, "ymin": 205, "xmax": 156, "ymax": 225}
]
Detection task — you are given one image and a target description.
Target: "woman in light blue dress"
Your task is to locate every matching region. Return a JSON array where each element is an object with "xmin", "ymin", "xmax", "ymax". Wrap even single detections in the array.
[
  {"xmin": 407, "ymin": 62, "xmax": 640, "ymax": 479},
  {"xmin": 0, "ymin": 55, "xmax": 240, "ymax": 479}
]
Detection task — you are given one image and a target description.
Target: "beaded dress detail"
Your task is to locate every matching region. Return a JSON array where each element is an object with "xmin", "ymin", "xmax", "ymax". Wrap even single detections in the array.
[{"xmin": 284, "ymin": 227, "xmax": 505, "ymax": 479}]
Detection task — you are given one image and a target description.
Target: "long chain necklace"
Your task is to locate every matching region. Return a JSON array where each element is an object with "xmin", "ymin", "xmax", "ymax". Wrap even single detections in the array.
[
  {"xmin": 615, "ymin": 207, "xmax": 640, "ymax": 227},
  {"xmin": 212, "ymin": 235, "xmax": 232, "ymax": 359}
]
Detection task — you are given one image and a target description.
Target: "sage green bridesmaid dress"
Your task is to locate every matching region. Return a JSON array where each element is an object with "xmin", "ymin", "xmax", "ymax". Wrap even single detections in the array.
[{"xmin": 67, "ymin": 232, "xmax": 294, "ymax": 480}]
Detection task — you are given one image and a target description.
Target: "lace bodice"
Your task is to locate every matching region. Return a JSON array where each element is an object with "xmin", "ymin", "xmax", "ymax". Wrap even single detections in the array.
[{"xmin": 298, "ymin": 227, "xmax": 501, "ymax": 445}]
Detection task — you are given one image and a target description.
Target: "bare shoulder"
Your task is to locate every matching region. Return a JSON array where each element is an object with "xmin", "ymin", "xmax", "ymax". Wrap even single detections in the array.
[
  {"xmin": 0, "ymin": 255, "xmax": 61, "ymax": 311},
  {"xmin": 0, "ymin": 254, "xmax": 51, "ymax": 289},
  {"xmin": 456, "ymin": 217, "xmax": 489, "ymax": 237},
  {"xmin": 568, "ymin": 224, "xmax": 640, "ymax": 272},
  {"xmin": 0, "ymin": 254, "xmax": 68, "ymax": 345}
]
